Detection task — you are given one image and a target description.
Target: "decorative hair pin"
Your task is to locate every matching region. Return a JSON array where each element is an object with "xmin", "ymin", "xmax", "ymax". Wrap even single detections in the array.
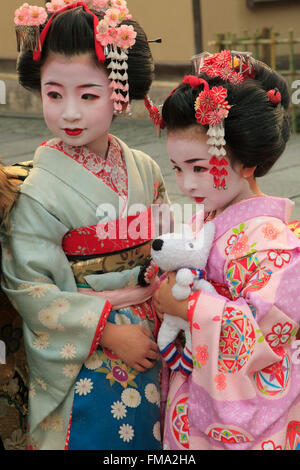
[
  {"xmin": 148, "ymin": 38, "xmax": 162, "ymax": 44},
  {"xmin": 191, "ymin": 49, "xmax": 255, "ymax": 84},
  {"xmin": 144, "ymin": 96, "xmax": 165, "ymax": 137},
  {"xmin": 14, "ymin": 3, "xmax": 48, "ymax": 52},
  {"xmin": 182, "ymin": 75, "xmax": 231, "ymax": 190},
  {"xmin": 187, "ymin": 50, "xmax": 255, "ymax": 190},
  {"xmin": 14, "ymin": 1, "xmax": 136, "ymax": 115},
  {"xmin": 267, "ymin": 88, "xmax": 281, "ymax": 105}
]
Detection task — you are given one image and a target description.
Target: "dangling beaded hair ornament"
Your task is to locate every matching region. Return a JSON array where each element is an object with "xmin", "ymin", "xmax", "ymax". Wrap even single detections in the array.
[
  {"xmin": 14, "ymin": 1, "xmax": 136, "ymax": 115},
  {"xmin": 189, "ymin": 50, "xmax": 255, "ymax": 190}
]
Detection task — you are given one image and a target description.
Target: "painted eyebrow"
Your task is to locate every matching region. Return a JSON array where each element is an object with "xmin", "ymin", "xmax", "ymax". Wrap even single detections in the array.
[
  {"xmin": 44, "ymin": 82, "xmax": 103, "ymax": 89},
  {"xmin": 170, "ymin": 158, "xmax": 206, "ymax": 164}
]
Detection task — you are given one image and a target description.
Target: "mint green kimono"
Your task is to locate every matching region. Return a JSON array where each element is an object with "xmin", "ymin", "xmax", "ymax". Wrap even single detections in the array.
[{"xmin": 1, "ymin": 136, "xmax": 168, "ymax": 450}]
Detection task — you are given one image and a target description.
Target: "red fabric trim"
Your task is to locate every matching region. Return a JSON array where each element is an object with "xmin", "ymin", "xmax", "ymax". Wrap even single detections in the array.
[
  {"xmin": 88, "ymin": 301, "xmax": 112, "ymax": 357},
  {"xmin": 188, "ymin": 291, "xmax": 201, "ymax": 326},
  {"xmin": 64, "ymin": 407, "xmax": 73, "ymax": 451},
  {"xmin": 62, "ymin": 206, "xmax": 154, "ymax": 256}
]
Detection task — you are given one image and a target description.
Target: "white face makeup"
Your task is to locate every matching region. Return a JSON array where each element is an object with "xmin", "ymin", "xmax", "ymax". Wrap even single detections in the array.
[
  {"xmin": 167, "ymin": 127, "xmax": 255, "ymax": 214},
  {"xmin": 40, "ymin": 52, "xmax": 114, "ymax": 156}
]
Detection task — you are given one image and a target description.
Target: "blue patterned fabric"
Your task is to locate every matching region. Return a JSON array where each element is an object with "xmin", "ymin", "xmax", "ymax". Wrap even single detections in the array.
[{"xmin": 68, "ymin": 307, "xmax": 162, "ymax": 450}]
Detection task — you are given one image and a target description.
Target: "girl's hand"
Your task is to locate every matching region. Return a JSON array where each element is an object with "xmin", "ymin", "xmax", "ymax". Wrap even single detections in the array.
[
  {"xmin": 153, "ymin": 272, "xmax": 189, "ymax": 321},
  {"xmin": 101, "ymin": 323, "xmax": 158, "ymax": 372}
]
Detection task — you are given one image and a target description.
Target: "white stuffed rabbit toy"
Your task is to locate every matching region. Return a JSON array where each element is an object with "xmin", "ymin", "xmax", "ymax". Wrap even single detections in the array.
[{"xmin": 151, "ymin": 222, "xmax": 216, "ymax": 376}]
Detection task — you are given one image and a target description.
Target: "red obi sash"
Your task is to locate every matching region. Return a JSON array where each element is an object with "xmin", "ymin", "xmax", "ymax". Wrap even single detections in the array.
[{"xmin": 62, "ymin": 207, "xmax": 154, "ymax": 256}]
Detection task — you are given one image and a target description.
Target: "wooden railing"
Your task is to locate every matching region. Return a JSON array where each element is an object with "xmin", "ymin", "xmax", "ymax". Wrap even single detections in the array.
[{"xmin": 209, "ymin": 28, "xmax": 300, "ymax": 132}]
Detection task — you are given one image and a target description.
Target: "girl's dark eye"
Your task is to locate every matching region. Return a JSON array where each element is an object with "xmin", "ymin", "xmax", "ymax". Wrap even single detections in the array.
[
  {"xmin": 194, "ymin": 166, "xmax": 206, "ymax": 173},
  {"xmin": 47, "ymin": 91, "xmax": 61, "ymax": 99},
  {"xmin": 172, "ymin": 166, "xmax": 182, "ymax": 173},
  {"xmin": 82, "ymin": 94, "xmax": 100, "ymax": 100}
]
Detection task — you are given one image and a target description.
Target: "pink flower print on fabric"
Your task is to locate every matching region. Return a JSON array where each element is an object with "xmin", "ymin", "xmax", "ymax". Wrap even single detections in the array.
[
  {"xmin": 262, "ymin": 223, "xmax": 280, "ymax": 240},
  {"xmin": 266, "ymin": 322, "xmax": 293, "ymax": 349},
  {"xmin": 261, "ymin": 440, "xmax": 282, "ymax": 450},
  {"xmin": 195, "ymin": 344, "xmax": 209, "ymax": 367},
  {"xmin": 225, "ymin": 233, "xmax": 241, "ymax": 255},
  {"xmin": 225, "ymin": 231, "xmax": 250, "ymax": 256},
  {"xmin": 229, "ymin": 234, "xmax": 250, "ymax": 257},
  {"xmin": 267, "ymin": 249, "xmax": 291, "ymax": 268},
  {"xmin": 214, "ymin": 373, "xmax": 227, "ymax": 391}
]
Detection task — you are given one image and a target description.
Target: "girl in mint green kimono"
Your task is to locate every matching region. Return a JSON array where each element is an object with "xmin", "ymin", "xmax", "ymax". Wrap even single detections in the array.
[{"xmin": 2, "ymin": 2, "xmax": 169, "ymax": 450}]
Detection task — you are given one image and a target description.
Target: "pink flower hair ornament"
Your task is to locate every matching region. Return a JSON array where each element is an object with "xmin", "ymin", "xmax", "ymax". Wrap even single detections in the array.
[{"xmin": 14, "ymin": 1, "xmax": 136, "ymax": 115}]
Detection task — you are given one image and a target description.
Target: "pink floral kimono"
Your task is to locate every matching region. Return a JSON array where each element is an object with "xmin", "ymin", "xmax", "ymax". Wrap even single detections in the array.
[{"xmin": 162, "ymin": 195, "xmax": 300, "ymax": 450}]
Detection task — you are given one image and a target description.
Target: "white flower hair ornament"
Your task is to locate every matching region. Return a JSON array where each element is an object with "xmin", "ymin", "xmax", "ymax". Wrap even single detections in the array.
[
  {"xmin": 14, "ymin": 1, "xmax": 136, "ymax": 115},
  {"xmin": 151, "ymin": 222, "xmax": 217, "ymax": 377}
]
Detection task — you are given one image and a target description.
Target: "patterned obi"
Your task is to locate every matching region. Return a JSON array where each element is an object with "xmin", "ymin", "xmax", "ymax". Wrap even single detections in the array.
[{"xmin": 62, "ymin": 207, "xmax": 154, "ymax": 287}]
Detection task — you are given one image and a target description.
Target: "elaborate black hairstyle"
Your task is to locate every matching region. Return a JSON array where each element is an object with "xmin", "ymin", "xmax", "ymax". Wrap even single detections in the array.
[
  {"xmin": 17, "ymin": 6, "xmax": 154, "ymax": 100},
  {"xmin": 162, "ymin": 60, "xmax": 291, "ymax": 177}
]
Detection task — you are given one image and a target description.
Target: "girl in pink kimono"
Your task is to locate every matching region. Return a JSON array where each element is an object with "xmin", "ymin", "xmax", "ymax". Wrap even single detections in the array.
[{"xmin": 154, "ymin": 51, "xmax": 300, "ymax": 450}]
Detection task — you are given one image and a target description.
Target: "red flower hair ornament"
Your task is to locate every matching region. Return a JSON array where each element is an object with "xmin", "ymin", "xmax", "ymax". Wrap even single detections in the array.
[{"xmin": 181, "ymin": 74, "xmax": 231, "ymax": 189}]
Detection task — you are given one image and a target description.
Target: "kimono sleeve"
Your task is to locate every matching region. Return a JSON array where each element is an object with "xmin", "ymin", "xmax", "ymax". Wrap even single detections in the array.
[
  {"xmin": 186, "ymin": 219, "xmax": 300, "ymax": 443},
  {"xmin": 151, "ymin": 160, "xmax": 173, "ymax": 236},
  {"xmin": 1, "ymin": 193, "xmax": 111, "ymax": 418}
]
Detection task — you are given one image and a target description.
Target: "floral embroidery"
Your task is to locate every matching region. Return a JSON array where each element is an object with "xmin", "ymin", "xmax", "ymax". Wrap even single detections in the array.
[
  {"xmin": 39, "ymin": 413, "xmax": 63, "ymax": 432},
  {"xmin": 229, "ymin": 234, "xmax": 250, "ymax": 257},
  {"xmin": 97, "ymin": 360, "xmax": 138, "ymax": 388},
  {"xmin": 111, "ymin": 401, "xmax": 127, "ymax": 420},
  {"xmin": 63, "ymin": 363, "xmax": 81, "ymax": 378},
  {"xmin": 44, "ymin": 136, "xmax": 128, "ymax": 198},
  {"xmin": 32, "ymin": 332, "xmax": 50, "ymax": 350},
  {"xmin": 27, "ymin": 284, "xmax": 49, "ymax": 298},
  {"xmin": 38, "ymin": 308, "xmax": 60, "ymax": 330},
  {"xmin": 3, "ymin": 429, "xmax": 27, "ymax": 450},
  {"xmin": 60, "ymin": 343, "xmax": 77, "ymax": 360},
  {"xmin": 84, "ymin": 352, "xmax": 103, "ymax": 370},
  {"xmin": 75, "ymin": 378, "xmax": 94, "ymax": 396},
  {"xmin": 80, "ymin": 311, "xmax": 99, "ymax": 328},
  {"xmin": 266, "ymin": 322, "xmax": 294, "ymax": 349},
  {"xmin": 225, "ymin": 223, "xmax": 257, "ymax": 256},
  {"xmin": 195, "ymin": 344, "xmax": 209, "ymax": 367},
  {"xmin": 153, "ymin": 422, "xmax": 161, "ymax": 442},
  {"xmin": 267, "ymin": 250, "xmax": 291, "ymax": 268},
  {"xmin": 121, "ymin": 388, "xmax": 141, "ymax": 408},
  {"xmin": 262, "ymin": 223, "xmax": 280, "ymax": 240},
  {"xmin": 35, "ymin": 378, "xmax": 47, "ymax": 390},
  {"xmin": 214, "ymin": 373, "xmax": 227, "ymax": 391},
  {"xmin": 119, "ymin": 423, "xmax": 134, "ymax": 442},
  {"xmin": 145, "ymin": 383, "xmax": 160, "ymax": 405},
  {"xmin": 261, "ymin": 440, "xmax": 282, "ymax": 450}
]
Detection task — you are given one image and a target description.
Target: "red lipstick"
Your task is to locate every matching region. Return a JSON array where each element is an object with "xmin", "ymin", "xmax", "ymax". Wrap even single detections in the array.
[
  {"xmin": 194, "ymin": 197, "xmax": 205, "ymax": 203},
  {"xmin": 64, "ymin": 128, "xmax": 84, "ymax": 136}
]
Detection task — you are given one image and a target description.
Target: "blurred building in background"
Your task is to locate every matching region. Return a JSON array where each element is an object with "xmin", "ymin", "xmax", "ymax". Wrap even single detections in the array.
[
  {"xmin": 1, "ymin": 0, "xmax": 300, "ymax": 71},
  {"xmin": 1, "ymin": 0, "xmax": 300, "ymax": 122}
]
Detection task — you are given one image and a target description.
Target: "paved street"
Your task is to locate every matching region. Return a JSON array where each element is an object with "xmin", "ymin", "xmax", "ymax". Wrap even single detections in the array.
[{"xmin": 1, "ymin": 115, "xmax": 300, "ymax": 220}]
